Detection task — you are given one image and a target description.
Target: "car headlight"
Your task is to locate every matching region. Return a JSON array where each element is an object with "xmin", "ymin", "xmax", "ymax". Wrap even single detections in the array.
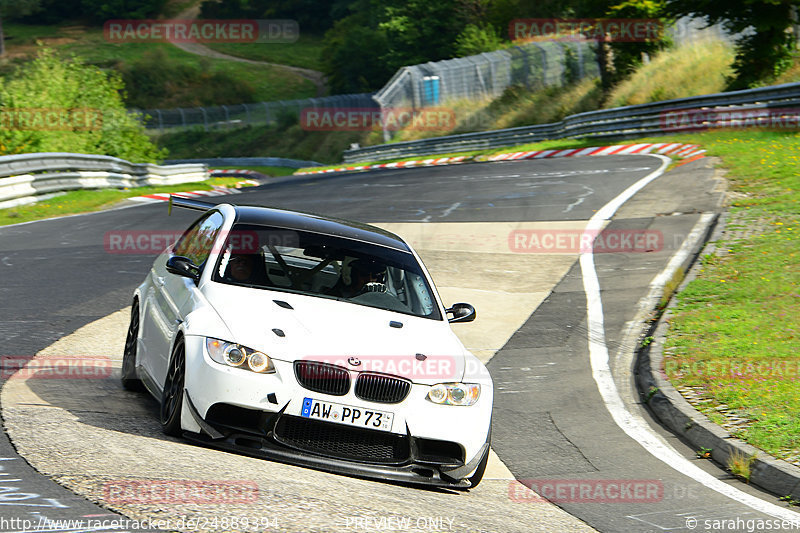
[
  {"xmin": 205, "ymin": 338, "xmax": 275, "ymax": 374},
  {"xmin": 426, "ymin": 383, "xmax": 480, "ymax": 406}
]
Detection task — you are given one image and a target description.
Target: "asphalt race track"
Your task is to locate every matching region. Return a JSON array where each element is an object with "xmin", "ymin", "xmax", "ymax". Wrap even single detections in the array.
[{"xmin": 1, "ymin": 155, "xmax": 799, "ymax": 532}]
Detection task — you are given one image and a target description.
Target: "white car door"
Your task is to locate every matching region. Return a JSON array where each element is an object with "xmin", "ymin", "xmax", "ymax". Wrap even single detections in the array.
[{"xmin": 142, "ymin": 210, "xmax": 225, "ymax": 387}]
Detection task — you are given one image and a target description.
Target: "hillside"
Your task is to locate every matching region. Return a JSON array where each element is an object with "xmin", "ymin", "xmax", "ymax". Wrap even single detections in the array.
[{"xmin": 0, "ymin": 23, "xmax": 318, "ymax": 108}]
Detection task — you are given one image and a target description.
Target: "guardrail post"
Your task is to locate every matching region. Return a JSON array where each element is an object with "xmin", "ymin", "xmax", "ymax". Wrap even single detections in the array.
[{"xmin": 199, "ymin": 107, "xmax": 208, "ymax": 132}]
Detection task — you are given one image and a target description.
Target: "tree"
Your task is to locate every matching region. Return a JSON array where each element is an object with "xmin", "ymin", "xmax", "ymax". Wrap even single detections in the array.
[
  {"xmin": 0, "ymin": 0, "xmax": 41, "ymax": 56},
  {"xmin": 322, "ymin": 0, "xmax": 472, "ymax": 93},
  {"xmin": 78, "ymin": 0, "xmax": 167, "ymax": 23},
  {"xmin": 322, "ymin": 20, "xmax": 392, "ymax": 93},
  {"xmin": 0, "ymin": 47, "xmax": 166, "ymax": 162},
  {"xmin": 665, "ymin": 0, "xmax": 800, "ymax": 88},
  {"xmin": 454, "ymin": 23, "xmax": 504, "ymax": 56},
  {"xmin": 200, "ymin": 0, "xmax": 348, "ymax": 33},
  {"xmin": 604, "ymin": 0, "xmax": 672, "ymax": 86}
]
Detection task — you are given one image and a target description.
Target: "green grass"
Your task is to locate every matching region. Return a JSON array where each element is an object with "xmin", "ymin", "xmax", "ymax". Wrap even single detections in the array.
[
  {"xmin": 605, "ymin": 38, "xmax": 735, "ymax": 108},
  {"xmin": 2, "ymin": 24, "xmax": 316, "ymax": 106},
  {"xmin": 659, "ymin": 129, "xmax": 800, "ymax": 461},
  {"xmin": 0, "ymin": 176, "xmax": 246, "ymax": 226},
  {"xmin": 153, "ymin": 123, "xmax": 365, "ymax": 164},
  {"xmin": 2, "ymin": 23, "xmax": 64, "ymax": 45},
  {"xmin": 214, "ymin": 165, "xmax": 298, "ymax": 177},
  {"xmin": 205, "ymin": 33, "xmax": 326, "ymax": 71}
]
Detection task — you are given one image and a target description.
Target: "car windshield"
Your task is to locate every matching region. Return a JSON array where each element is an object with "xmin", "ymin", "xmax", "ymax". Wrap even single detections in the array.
[{"xmin": 212, "ymin": 223, "xmax": 442, "ymax": 320}]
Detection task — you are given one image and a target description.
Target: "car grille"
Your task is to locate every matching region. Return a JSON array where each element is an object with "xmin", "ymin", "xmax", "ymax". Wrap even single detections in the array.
[
  {"xmin": 274, "ymin": 416, "xmax": 410, "ymax": 464},
  {"xmin": 294, "ymin": 361, "xmax": 350, "ymax": 396},
  {"xmin": 355, "ymin": 373, "xmax": 411, "ymax": 404}
]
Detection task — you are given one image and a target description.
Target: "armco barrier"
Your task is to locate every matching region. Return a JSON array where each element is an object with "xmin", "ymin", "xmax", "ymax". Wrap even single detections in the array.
[
  {"xmin": 0, "ymin": 153, "xmax": 208, "ymax": 209},
  {"xmin": 342, "ymin": 82, "xmax": 800, "ymax": 163}
]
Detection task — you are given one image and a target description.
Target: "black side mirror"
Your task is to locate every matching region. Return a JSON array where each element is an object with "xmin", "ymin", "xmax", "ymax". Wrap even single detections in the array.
[
  {"xmin": 446, "ymin": 303, "xmax": 476, "ymax": 323},
  {"xmin": 166, "ymin": 256, "xmax": 200, "ymax": 281}
]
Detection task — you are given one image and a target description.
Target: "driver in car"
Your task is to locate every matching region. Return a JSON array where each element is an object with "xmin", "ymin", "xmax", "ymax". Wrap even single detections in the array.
[
  {"xmin": 327, "ymin": 259, "xmax": 386, "ymax": 298},
  {"xmin": 224, "ymin": 252, "xmax": 269, "ymax": 286}
]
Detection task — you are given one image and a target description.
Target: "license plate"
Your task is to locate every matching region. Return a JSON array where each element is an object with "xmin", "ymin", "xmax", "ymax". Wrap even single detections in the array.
[{"xmin": 300, "ymin": 397, "xmax": 393, "ymax": 432}]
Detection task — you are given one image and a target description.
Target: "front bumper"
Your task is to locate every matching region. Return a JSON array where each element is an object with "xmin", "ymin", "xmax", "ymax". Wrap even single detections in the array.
[{"xmin": 183, "ymin": 392, "xmax": 489, "ymax": 489}]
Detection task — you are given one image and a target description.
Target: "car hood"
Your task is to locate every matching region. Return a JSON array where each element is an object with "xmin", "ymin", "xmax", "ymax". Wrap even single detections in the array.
[{"xmin": 202, "ymin": 283, "xmax": 467, "ymax": 384}]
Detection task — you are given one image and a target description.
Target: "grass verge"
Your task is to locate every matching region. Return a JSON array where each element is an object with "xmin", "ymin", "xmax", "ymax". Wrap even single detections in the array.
[
  {"xmin": 0, "ymin": 176, "xmax": 246, "ymax": 227},
  {"xmin": 2, "ymin": 24, "xmax": 316, "ymax": 106},
  {"xmin": 214, "ymin": 166, "xmax": 298, "ymax": 177},
  {"xmin": 658, "ymin": 130, "xmax": 800, "ymax": 463},
  {"xmin": 153, "ymin": 124, "xmax": 366, "ymax": 164}
]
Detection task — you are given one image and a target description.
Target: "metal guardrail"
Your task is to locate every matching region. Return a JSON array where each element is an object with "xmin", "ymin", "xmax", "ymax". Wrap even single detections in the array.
[
  {"xmin": 343, "ymin": 82, "xmax": 800, "ymax": 163},
  {"xmin": 0, "ymin": 153, "xmax": 208, "ymax": 209}
]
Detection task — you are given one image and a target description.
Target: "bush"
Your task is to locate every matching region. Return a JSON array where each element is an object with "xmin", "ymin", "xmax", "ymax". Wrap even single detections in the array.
[
  {"xmin": 0, "ymin": 47, "xmax": 166, "ymax": 162},
  {"xmin": 117, "ymin": 48, "xmax": 256, "ymax": 109},
  {"xmin": 454, "ymin": 24, "xmax": 504, "ymax": 56}
]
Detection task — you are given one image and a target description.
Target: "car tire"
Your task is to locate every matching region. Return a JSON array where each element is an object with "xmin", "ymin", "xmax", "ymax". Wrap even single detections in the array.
[
  {"xmin": 469, "ymin": 428, "xmax": 492, "ymax": 488},
  {"xmin": 121, "ymin": 302, "xmax": 144, "ymax": 391},
  {"xmin": 160, "ymin": 337, "xmax": 185, "ymax": 437}
]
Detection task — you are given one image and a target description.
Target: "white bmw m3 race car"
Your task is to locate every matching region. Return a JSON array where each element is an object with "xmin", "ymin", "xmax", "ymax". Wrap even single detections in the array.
[{"xmin": 122, "ymin": 196, "xmax": 493, "ymax": 488}]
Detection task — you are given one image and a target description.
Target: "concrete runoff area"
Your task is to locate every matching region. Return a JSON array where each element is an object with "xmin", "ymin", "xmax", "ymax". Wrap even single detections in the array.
[{"xmin": 1, "ymin": 221, "xmax": 597, "ymax": 533}]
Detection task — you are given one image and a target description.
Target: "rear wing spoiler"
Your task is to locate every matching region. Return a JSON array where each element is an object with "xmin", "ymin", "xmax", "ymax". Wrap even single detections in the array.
[{"xmin": 168, "ymin": 195, "xmax": 217, "ymax": 215}]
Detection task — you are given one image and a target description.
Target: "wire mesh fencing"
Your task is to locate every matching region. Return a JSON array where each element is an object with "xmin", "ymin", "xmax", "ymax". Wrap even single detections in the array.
[
  {"xmin": 136, "ymin": 93, "xmax": 378, "ymax": 132},
  {"xmin": 136, "ymin": 40, "xmax": 600, "ymax": 134},
  {"xmin": 374, "ymin": 40, "xmax": 600, "ymax": 111}
]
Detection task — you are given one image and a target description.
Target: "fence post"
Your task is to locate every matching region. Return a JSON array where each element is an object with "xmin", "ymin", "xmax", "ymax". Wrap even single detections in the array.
[
  {"xmin": 529, "ymin": 43, "xmax": 548, "ymax": 86},
  {"xmin": 263, "ymin": 102, "xmax": 271, "ymax": 125}
]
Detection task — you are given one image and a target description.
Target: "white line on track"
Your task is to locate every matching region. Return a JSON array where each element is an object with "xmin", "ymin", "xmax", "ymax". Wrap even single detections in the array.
[
  {"xmin": 440, "ymin": 202, "xmax": 461, "ymax": 218},
  {"xmin": 580, "ymin": 154, "xmax": 800, "ymax": 520}
]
